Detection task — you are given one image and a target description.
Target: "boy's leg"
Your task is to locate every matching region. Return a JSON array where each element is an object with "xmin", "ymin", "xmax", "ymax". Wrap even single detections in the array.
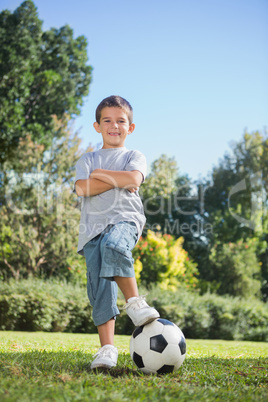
[
  {"xmin": 114, "ymin": 276, "xmax": 139, "ymax": 301},
  {"xmin": 91, "ymin": 318, "xmax": 118, "ymax": 370},
  {"xmin": 84, "ymin": 234, "xmax": 120, "ymax": 327},
  {"xmin": 83, "ymin": 233, "xmax": 119, "ymax": 369},
  {"xmin": 98, "ymin": 319, "xmax": 115, "ymax": 346},
  {"xmin": 100, "ymin": 222, "xmax": 159, "ymax": 327},
  {"xmin": 115, "ymin": 276, "xmax": 159, "ymax": 326}
]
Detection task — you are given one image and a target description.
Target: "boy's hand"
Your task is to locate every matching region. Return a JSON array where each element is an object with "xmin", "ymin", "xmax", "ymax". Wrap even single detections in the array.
[
  {"xmin": 128, "ymin": 187, "xmax": 138, "ymax": 193},
  {"xmin": 75, "ymin": 178, "xmax": 113, "ymax": 197}
]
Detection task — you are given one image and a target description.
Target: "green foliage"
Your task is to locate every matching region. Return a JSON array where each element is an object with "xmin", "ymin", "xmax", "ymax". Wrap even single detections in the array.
[
  {"xmin": 0, "ymin": 8, "xmax": 267, "ymax": 311},
  {"xmin": 0, "ymin": 278, "xmax": 94, "ymax": 333},
  {"xmin": 0, "ymin": 118, "xmax": 90, "ymax": 280},
  {"xmin": 141, "ymin": 154, "xmax": 194, "ymax": 237},
  {"xmin": 133, "ymin": 230, "xmax": 199, "ymax": 290},
  {"xmin": 204, "ymin": 131, "xmax": 268, "ymax": 243},
  {"xmin": 140, "ymin": 133, "xmax": 268, "ymax": 302},
  {"xmin": 140, "ymin": 154, "xmax": 213, "ymax": 295},
  {"xmin": 202, "ymin": 130, "xmax": 268, "ymax": 300},
  {"xmin": 0, "ymin": 0, "xmax": 92, "ymax": 164},
  {"xmin": 208, "ymin": 238, "xmax": 262, "ymax": 297},
  {"xmin": 0, "ymin": 0, "xmax": 92, "ymax": 282},
  {"xmin": 2, "ymin": 279, "xmax": 268, "ymax": 343},
  {"xmin": 142, "ymin": 154, "xmax": 179, "ymax": 199},
  {"xmin": 144, "ymin": 286, "xmax": 268, "ymax": 342}
]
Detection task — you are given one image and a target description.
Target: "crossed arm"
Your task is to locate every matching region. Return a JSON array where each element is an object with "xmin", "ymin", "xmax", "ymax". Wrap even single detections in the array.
[{"xmin": 75, "ymin": 169, "xmax": 143, "ymax": 197}]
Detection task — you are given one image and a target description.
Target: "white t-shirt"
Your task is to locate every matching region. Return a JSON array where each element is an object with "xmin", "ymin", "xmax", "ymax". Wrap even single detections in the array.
[{"xmin": 74, "ymin": 147, "xmax": 147, "ymax": 255}]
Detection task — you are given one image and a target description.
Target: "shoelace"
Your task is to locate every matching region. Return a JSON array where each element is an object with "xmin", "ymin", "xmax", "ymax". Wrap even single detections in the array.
[
  {"xmin": 93, "ymin": 346, "xmax": 117, "ymax": 359},
  {"xmin": 122, "ymin": 295, "xmax": 148, "ymax": 310}
]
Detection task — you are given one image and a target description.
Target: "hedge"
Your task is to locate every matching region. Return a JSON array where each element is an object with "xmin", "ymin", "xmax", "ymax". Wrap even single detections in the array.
[
  {"xmin": 145, "ymin": 286, "xmax": 268, "ymax": 342},
  {"xmin": 0, "ymin": 279, "xmax": 268, "ymax": 341},
  {"xmin": 0, "ymin": 279, "xmax": 95, "ymax": 333}
]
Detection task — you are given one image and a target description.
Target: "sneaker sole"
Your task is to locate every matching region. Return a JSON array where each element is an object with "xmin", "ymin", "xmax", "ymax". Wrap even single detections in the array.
[
  {"xmin": 90, "ymin": 363, "xmax": 116, "ymax": 370},
  {"xmin": 135, "ymin": 313, "xmax": 160, "ymax": 327}
]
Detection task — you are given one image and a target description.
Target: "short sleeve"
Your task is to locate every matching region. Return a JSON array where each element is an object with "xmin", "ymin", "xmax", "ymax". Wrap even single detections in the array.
[
  {"xmin": 125, "ymin": 150, "xmax": 147, "ymax": 182},
  {"xmin": 73, "ymin": 154, "xmax": 91, "ymax": 194}
]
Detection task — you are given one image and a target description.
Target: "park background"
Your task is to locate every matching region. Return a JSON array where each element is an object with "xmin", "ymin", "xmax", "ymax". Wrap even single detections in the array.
[{"xmin": 0, "ymin": 0, "xmax": 268, "ymax": 341}]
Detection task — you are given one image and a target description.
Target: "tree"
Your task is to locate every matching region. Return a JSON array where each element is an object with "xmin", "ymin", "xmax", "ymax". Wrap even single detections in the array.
[
  {"xmin": 141, "ymin": 154, "xmax": 192, "ymax": 234},
  {"xmin": 0, "ymin": 0, "xmax": 92, "ymax": 164},
  {"xmin": 141, "ymin": 154, "xmax": 210, "ymax": 271},
  {"xmin": 204, "ymin": 131, "xmax": 267, "ymax": 242},
  {"xmin": 0, "ymin": 116, "xmax": 92, "ymax": 281},
  {"xmin": 208, "ymin": 239, "xmax": 262, "ymax": 298},
  {"xmin": 202, "ymin": 130, "xmax": 268, "ymax": 299}
]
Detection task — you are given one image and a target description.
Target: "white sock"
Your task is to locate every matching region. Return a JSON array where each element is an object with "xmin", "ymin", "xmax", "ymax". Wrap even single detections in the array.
[{"xmin": 127, "ymin": 296, "xmax": 138, "ymax": 303}]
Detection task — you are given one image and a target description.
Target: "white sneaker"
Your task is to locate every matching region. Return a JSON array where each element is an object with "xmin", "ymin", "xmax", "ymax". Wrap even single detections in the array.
[
  {"xmin": 90, "ymin": 345, "xmax": 118, "ymax": 369},
  {"xmin": 124, "ymin": 296, "xmax": 160, "ymax": 326}
]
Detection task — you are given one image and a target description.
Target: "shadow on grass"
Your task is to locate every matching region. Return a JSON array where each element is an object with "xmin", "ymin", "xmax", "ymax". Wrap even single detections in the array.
[
  {"xmin": 0, "ymin": 350, "xmax": 267, "ymax": 383},
  {"xmin": 90, "ymin": 367, "xmax": 142, "ymax": 377},
  {"xmin": 0, "ymin": 350, "xmax": 141, "ymax": 376}
]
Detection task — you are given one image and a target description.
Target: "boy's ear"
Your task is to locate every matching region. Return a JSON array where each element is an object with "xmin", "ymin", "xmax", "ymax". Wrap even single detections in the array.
[
  {"xmin": 128, "ymin": 123, "xmax": 135, "ymax": 134},
  {"xmin": 93, "ymin": 122, "xmax": 101, "ymax": 133}
]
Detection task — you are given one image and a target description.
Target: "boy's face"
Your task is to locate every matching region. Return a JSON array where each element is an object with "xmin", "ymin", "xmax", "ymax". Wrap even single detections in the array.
[{"xmin": 93, "ymin": 107, "xmax": 135, "ymax": 149}]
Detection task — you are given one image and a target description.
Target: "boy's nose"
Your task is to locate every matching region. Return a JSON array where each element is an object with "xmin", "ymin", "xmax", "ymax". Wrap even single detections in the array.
[{"xmin": 112, "ymin": 122, "xmax": 118, "ymax": 128}]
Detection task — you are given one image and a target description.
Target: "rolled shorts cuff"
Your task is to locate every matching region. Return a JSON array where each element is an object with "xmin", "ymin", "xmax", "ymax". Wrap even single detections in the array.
[{"xmin": 93, "ymin": 305, "xmax": 120, "ymax": 327}]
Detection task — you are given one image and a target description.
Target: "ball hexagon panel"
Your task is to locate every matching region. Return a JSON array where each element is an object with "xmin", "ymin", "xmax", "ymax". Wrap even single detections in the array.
[
  {"xmin": 163, "ymin": 344, "xmax": 186, "ymax": 367},
  {"xmin": 140, "ymin": 366, "xmax": 154, "ymax": 375},
  {"xmin": 130, "ymin": 332, "xmax": 149, "ymax": 356},
  {"xmin": 162, "ymin": 324, "xmax": 182, "ymax": 345},
  {"xmin": 142, "ymin": 349, "xmax": 165, "ymax": 373},
  {"xmin": 174, "ymin": 355, "xmax": 186, "ymax": 371},
  {"xmin": 143, "ymin": 319, "xmax": 164, "ymax": 337},
  {"xmin": 161, "ymin": 343, "xmax": 184, "ymax": 365},
  {"xmin": 161, "ymin": 322, "xmax": 187, "ymax": 356}
]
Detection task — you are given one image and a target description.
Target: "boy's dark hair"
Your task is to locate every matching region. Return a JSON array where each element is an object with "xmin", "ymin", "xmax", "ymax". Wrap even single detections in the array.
[{"xmin": 95, "ymin": 95, "xmax": 133, "ymax": 124}]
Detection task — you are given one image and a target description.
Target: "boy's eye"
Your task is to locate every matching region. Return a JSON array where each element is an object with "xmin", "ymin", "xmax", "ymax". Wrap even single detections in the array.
[{"xmin": 102, "ymin": 119, "xmax": 126, "ymax": 124}]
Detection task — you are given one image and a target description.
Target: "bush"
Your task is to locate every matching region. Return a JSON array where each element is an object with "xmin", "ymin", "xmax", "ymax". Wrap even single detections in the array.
[
  {"xmin": 208, "ymin": 239, "xmax": 262, "ymax": 298},
  {"xmin": 143, "ymin": 286, "xmax": 268, "ymax": 341},
  {"xmin": 0, "ymin": 278, "xmax": 94, "ymax": 333},
  {"xmin": 133, "ymin": 231, "xmax": 199, "ymax": 291},
  {"xmin": 1, "ymin": 279, "xmax": 268, "ymax": 341}
]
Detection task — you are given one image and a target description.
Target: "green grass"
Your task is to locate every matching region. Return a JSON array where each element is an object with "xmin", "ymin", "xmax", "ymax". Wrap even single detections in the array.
[{"xmin": 0, "ymin": 331, "xmax": 267, "ymax": 401}]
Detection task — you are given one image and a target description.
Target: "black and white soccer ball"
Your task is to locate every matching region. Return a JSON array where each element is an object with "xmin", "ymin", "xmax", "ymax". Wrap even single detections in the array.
[{"xmin": 130, "ymin": 318, "xmax": 186, "ymax": 374}]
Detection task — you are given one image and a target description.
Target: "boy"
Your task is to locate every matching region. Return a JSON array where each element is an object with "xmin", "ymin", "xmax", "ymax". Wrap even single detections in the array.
[{"xmin": 74, "ymin": 95, "xmax": 159, "ymax": 369}]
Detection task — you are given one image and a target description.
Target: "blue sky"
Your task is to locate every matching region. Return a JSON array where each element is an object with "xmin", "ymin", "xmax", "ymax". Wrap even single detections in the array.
[{"xmin": 2, "ymin": 0, "xmax": 268, "ymax": 180}]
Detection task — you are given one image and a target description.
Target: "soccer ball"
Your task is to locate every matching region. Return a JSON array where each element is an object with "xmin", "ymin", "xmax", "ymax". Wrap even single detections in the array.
[{"xmin": 130, "ymin": 318, "xmax": 186, "ymax": 374}]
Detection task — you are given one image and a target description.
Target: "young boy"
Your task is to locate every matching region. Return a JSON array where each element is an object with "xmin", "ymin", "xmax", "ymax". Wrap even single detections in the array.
[{"xmin": 74, "ymin": 95, "xmax": 159, "ymax": 369}]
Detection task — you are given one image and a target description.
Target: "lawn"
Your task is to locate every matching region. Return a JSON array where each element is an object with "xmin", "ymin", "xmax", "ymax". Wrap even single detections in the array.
[{"xmin": 0, "ymin": 331, "xmax": 267, "ymax": 401}]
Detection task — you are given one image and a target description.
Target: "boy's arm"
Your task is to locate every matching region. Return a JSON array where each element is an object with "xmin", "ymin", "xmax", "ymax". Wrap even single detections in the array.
[
  {"xmin": 90, "ymin": 169, "xmax": 143, "ymax": 190},
  {"xmin": 75, "ymin": 169, "xmax": 142, "ymax": 197},
  {"xmin": 75, "ymin": 178, "xmax": 114, "ymax": 197}
]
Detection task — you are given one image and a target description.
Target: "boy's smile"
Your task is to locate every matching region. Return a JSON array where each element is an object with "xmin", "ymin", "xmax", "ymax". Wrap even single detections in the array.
[{"xmin": 93, "ymin": 107, "xmax": 135, "ymax": 149}]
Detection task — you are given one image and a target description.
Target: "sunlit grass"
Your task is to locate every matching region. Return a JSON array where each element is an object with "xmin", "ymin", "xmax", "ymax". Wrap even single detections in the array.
[{"xmin": 0, "ymin": 331, "xmax": 267, "ymax": 401}]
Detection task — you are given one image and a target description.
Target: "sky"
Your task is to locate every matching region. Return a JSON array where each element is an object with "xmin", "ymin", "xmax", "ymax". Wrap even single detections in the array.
[{"xmin": 2, "ymin": 0, "xmax": 268, "ymax": 181}]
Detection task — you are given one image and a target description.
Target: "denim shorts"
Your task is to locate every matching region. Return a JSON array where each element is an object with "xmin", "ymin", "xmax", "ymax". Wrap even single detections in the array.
[{"xmin": 83, "ymin": 221, "xmax": 138, "ymax": 326}]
